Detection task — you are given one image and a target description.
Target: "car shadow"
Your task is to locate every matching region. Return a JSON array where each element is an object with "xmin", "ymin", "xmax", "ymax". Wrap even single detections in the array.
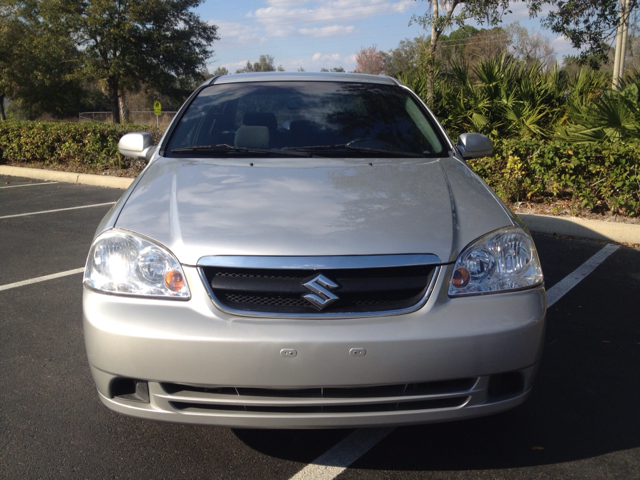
[
  {"xmin": 233, "ymin": 245, "xmax": 640, "ymax": 471},
  {"xmin": 233, "ymin": 428, "xmax": 354, "ymax": 464},
  {"xmin": 233, "ymin": 344, "xmax": 638, "ymax": 471}
]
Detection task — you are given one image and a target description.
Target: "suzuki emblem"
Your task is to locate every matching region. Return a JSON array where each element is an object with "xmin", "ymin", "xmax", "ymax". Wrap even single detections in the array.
[{"xmin": 302, "ymin": 274, "xmax": 339, "ymax": 310}]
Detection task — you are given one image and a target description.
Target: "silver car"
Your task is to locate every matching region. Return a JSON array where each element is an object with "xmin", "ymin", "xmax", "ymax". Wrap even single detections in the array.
[{"xmin": 83, "ymin": 72, "xmax": 546, "ymax": 428}]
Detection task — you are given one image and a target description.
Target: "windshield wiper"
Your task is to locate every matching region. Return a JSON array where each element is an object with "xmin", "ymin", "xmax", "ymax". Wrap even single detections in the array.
[
  {"xmin": 282, "ymin": 144, "xmax": 424, "ymax": 158},
  {"xmin": 172, "ymin": 144, "xmax": 310, "ymax": 157}
]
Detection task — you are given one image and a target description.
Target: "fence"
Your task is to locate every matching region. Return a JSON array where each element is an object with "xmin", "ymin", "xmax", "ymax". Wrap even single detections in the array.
[{"xmin": 79, "ymin": 111, "xmax": 178, "ymax": 128}]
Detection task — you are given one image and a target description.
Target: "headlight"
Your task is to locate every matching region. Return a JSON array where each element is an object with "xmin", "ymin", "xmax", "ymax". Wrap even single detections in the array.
[
  {"xmin": 449, "ymin": 226, "xmax": 543, "ymax": 296},
  {"xmin": 84, "ymin": 230, "xmax": 190, "ymax": 299}
]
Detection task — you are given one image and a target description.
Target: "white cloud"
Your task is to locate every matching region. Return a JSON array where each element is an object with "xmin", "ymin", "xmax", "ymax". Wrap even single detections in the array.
[
  {"xmin": 265, "ymin": 0, "xmax": 312, "ymax": 5},
  {"xmin": 299, "ymin": 25, "xmax": 356, "ymax": 37},
  {"xmin": 249, "ymin": 0, "xmax": 415, "ymax": 33},
  {"xmin": 268, "ymin": 25, "xmax": 298, "ymax": 37},
  {"xmin": 553, "ymin": 35, "xmax": 580, "ymax": 61},
  {"xmin": 284, "ymin": 52, "xmax": 357, "ymax": 71},
  {"xmin": 311, "ymin": 52, "xmax": 341, "ymax": 61},
  {"xmin": 343, "ymin": 53, "xmax": 357, "ymax": 64},
  {"xmin": 501, "ymin": 2, "xmax": 531, "ymax": 22},
  {"xmin": 204, "ymin": 0, "xmax": 422, "ymax": 72},
  {"xmin": 215, "ymin": 21, "xmax": 267, "ymax": 46},
  {"xmin": 465, "ymin": 2, "xmax": 553, "ymax": 29}
]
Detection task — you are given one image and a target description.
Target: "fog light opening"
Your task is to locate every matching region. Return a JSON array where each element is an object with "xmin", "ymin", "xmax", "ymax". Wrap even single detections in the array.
[
  {"xmin": 111, "ymin": 378, "xmax": 150, "ymax": 403},
  {"xmin": 487, "ymin": 372, "xmax": 524, "ymax": 400}
]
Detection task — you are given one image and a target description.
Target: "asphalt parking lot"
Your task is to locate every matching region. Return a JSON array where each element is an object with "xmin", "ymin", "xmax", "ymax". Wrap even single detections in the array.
[{"xmin": 1, "ymin": 174, "xmax": 639, "ymax": 480}]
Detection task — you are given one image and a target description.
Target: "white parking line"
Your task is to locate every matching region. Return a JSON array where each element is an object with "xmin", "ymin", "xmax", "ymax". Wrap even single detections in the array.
[
  {"xmin": 0, "ymin": 202, "xmax": 115, "ymax": 220},
  {"xmin": 0, "ymin": 182, "xmax": 58, "ymax": 189},
  {"xmin": 546, "ymin": 243, "xmax": 619, "ymax": 307},
  {"xmin": 0, "ymin": 268, "xmax": 85, "ymax": 292},
  {"xmin": 288, "ymin": 243, "xmax": 620, "ymax": 480},
  {"xmin": 290, "ymin": 428, "xmax": 394, "ymax": 480}
]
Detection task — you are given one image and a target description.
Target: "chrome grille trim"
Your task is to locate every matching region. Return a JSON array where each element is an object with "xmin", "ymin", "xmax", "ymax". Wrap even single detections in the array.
[
  {"xmin": 158, "ymin": 392, "xmax": 470, "ymax": 407},
  {"xmin": 196, "ymin": 254, "xmax": 441, "ymax": 269},
  {"xmin": 168, "ymin": 397, "xmax": 470, "ymax": 414},
  {"xmin": 198, "ymin": 263, "xmax": 442, "ymax": 319}
]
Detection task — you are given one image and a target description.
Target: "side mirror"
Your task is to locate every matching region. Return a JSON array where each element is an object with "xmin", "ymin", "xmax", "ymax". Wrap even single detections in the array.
[
  {"xmin": 118, "ymin": 132, "xmax": 156, "ymax": 163},
  {"xmin": 456, "ymin": 133, "xmax": 493, "ymax": 160}
]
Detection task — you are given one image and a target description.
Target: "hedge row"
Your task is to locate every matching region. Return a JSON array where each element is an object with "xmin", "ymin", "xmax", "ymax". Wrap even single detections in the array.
[
  {"xmin": 0, "ymin": 122, "xmax": 638, "ymax": 216},
  {"xmin": 0, "ymin": 121, "xmax": 164, "ymax": 168},
  {"xmin": 469, "ymin": 139, "xmax": 640, "ymax": 216}
]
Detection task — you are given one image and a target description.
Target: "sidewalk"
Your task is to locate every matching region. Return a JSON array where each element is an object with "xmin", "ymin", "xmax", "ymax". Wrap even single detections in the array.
[{"xmin": 2, "ymin": 164, "xmax": 639, "ymax": 245}]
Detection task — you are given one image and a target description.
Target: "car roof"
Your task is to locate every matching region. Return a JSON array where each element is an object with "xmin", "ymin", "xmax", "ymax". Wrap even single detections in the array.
[{"xmin": 207, "ymin": 71, "xmax": 402, "ymax": 86}]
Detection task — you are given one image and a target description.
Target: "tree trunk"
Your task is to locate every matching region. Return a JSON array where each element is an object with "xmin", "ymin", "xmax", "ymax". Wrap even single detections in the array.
[
  {"xmin": 613, "ymin": 0, "xmax": 630, "ymax": 89},
  {"xmin": 427, "ymin": 0, "xmax": 439, "ymax": 105},
  {"xmin": 431, "ymin": 0, "xmax": 438, "ymax": 55},
  {"xmin": 118, "ymin": 90, "xmax": 131, "ymax": 124},
  {"xmin": 107, "ymin": 75, "xmax": 121, "ymax": 124},
  {"xmin": 0, "ymin": 94, "xmax": 5, "ymax": 121}
]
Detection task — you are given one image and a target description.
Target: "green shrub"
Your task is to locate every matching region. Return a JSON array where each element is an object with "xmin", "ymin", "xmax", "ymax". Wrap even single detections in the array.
[
  {"xmin": 0, "ymin": 121, "xmax": 164, "ymax": 168},
  {"xmin": 1, "ymin": 122, "xmax": 638, "ymax": 217},
  {"xmin": 469, "ymin": 138, "xmax": 640, "ymax": 216}
]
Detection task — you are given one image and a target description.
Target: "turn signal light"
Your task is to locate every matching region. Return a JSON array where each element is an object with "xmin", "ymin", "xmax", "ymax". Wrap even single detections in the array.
[
  {"xmin": 452, "ymin": 268, "xmax": 470, "ymax": 288},
  {"xmin": 165, "ymin": 270, "xmax": 185, "ymax": 291}
]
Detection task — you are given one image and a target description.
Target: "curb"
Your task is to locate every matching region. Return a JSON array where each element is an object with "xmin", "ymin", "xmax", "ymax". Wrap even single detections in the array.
[
  {"xmin": 518, "ymin": 213, "xmax": 640, "ymax": 245},
  {"xmin": 2, "ymin": 165, "xmax": 639, "ymax": 245},
  {"xmin": 0, "ymin": 165, "xmax": 134, "ymax": 189}
]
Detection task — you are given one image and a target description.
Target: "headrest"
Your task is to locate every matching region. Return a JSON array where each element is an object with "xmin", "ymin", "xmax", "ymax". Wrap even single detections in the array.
[
  {"xmin": 243, "ymin": 112, "xmax": 277, "ymax": 132},
  {"xmin": 234, "ymin": 125, "xmax": 270, "ymax": 150}
]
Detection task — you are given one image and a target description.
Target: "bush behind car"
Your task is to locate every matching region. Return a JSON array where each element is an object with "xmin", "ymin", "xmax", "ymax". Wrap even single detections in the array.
[
  {"xmin": 0, "ymin": 120, "xmax": 638, "ymax": 217},
  {"xmin": 470, "ymin": 138, "xmax": 640, "ymax": 217},
  {"xmin": 0, "ymin": 121, "xmax": 163, "ymax": 169}
]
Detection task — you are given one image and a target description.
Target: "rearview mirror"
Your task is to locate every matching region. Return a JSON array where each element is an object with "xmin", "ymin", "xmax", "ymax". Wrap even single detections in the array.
[
  {"xmin": 456, "ymin": 133, "xmax": 493, "ymax": 160},
  {"xmin": 118, "ymin": 132, "xmax": 155, "ymax": 163}
]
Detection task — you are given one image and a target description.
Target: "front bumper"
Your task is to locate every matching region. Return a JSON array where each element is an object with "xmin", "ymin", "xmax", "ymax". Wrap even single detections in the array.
[{"xmin": 83, "ymin": 265, "xmax": 546, "ymax": 428}]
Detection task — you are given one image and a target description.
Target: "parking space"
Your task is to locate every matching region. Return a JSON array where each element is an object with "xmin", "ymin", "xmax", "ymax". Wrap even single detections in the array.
[
  {"xmin": 0, "ymin": 178, "xmax": 120, "ymax": 285},
  {"xmin": 0, "ymin": 177, "xmax": 120, "ymax": 218},
  {"xmin": 1, "ymin": 173, "xmax": 638, "ymax": 479}
]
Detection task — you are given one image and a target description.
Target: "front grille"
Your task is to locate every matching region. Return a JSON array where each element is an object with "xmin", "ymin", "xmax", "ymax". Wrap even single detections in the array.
[
  {"xmin": 162, "ymin": 379, "xmax": 476, "ymax": 397},
  {"xmin": 200, "ymin": 264, "xmax": 437, "ymax": 316},
  {"xmin": 161, "ymin": 379, "xmax": 476, "ymax": 415},
  {"xmin": 224, "ymin": 293, "xmax": 310, "ymax": 307}
]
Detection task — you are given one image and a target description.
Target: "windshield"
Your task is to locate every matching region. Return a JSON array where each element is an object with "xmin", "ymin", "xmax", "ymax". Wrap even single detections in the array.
[{"xmin": 165, "ymin": 81, "xmax": 446, "ymax": 158}]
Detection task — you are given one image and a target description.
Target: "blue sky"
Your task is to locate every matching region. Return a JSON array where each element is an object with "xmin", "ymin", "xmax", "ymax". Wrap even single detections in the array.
[{"xmin": 194, "ymin": 0, "xmax": 578, "ymax": 73}]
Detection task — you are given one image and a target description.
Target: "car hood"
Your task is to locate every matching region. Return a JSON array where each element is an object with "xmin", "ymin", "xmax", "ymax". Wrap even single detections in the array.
[{"xmin": 114, "ymin": 156, "xmax": 514, "ymax": 265}]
